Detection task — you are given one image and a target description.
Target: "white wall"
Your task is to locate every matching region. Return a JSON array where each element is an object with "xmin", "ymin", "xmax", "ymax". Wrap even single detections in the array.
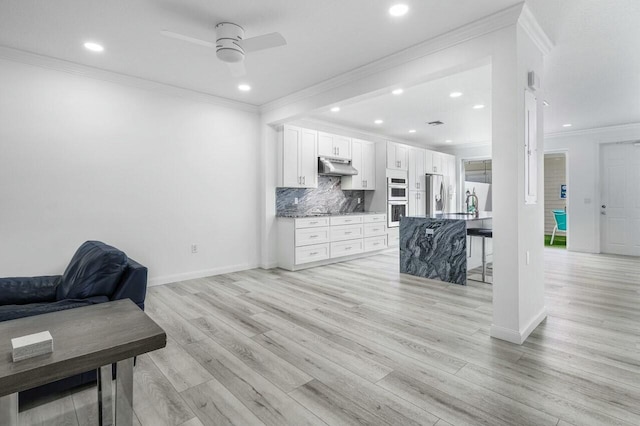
[
  {"xmin": 0, "ymin": 59, "xmax": 261, "ymax": 285},
  {"xmin": 546, "ymin": 123, "xmax": 640, "ymax": 253}
]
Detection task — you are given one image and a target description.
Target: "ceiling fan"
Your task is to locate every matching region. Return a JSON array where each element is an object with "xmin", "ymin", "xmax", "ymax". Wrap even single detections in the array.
[{"xmin": 161, "ymin": 22, "xmax": 286, "ymax": 77}]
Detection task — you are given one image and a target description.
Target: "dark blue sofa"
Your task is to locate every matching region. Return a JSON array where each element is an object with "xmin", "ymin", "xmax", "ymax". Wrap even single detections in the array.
[{"xmin": 0, "ymin": 241, "xmax": 148, "ymax": 403}]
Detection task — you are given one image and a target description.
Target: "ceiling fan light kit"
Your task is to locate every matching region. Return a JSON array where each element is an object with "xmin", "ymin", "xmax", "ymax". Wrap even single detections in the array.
[{"xmin": 160, "ymin": 21, "xmax": 287, "ymax": 78}]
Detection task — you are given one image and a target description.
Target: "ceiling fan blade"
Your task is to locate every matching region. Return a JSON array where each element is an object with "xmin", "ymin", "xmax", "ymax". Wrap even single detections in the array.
[
  {"xmin": 160, "ymin": 30, "xmax": 215, "ymax": 48},
  {"xmin": 227, "ymin": 61, "xmax": 246, "ymax": 77},
  {"xmin": 240, "ymin": 32, "xmax": 286, "ymax": 53}
]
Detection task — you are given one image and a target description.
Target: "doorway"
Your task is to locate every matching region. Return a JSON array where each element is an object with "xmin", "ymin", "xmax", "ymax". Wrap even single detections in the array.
[
  {"xmin": 600, "ymin": 142, "xmax": 640, "ymax": 256},
  {"xmin": 544, "ymin": 153, "xmax": 567, "ymax": 248}
]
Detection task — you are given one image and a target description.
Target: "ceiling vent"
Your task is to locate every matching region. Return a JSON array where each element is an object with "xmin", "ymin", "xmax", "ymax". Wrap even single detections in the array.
[{"xmin": 428, "ymin": 120, "xmax": 444, "ymax": 126}]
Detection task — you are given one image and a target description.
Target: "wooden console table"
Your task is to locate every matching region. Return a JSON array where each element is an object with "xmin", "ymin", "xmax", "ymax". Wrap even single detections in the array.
[{"xmin": 0, "ymin": 299, "xmax": 166, "ymax": 425}]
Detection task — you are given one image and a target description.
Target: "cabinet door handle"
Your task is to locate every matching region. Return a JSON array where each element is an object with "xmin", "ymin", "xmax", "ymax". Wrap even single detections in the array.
[
  {"xmin": 303, "ymin": 176, "xmax": 306, "ymax": 185},
  {"xmin": 345, "ymin": 231, "xmax": 352, "ymax": 234},
  {"xmin": 309, "ymin": 235, "xmax": 318, "ymax": 238},
  {"xmin": 309, "ymin": 221, "xmax": 318, "ymax": 224},
  {"xmin": 310, "ymin": 252, "xmax": 318, "ymax": 256},
  {"xmin": 337, "ymin": 147, "xmax": 340, "ymax": 156},
  {"xmin": 345, "ymin": 246, "xmax": 352, "ymax": 250}
]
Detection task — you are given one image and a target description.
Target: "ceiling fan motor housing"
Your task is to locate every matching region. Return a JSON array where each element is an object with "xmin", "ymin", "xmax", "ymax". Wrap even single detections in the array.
[{"xmin": 216, "ymin": 22, "xmax": 244, "ymax": 63}]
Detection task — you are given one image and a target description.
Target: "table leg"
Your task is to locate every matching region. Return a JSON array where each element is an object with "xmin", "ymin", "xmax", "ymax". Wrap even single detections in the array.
[
  {"xmin": 115, "ymin": 358, "xmax": 134, "ymax": 426},
  {"xmin": 0, "ymin": 392, "xmax": 18, "ymax": 426},
  {"xmin": 98, "ymin": 365, "xmax": 114, "ymax": 426}
]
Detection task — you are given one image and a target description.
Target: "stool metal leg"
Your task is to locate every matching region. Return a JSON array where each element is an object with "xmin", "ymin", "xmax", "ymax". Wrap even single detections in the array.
[
  {"xmin": 0, "ymin": 392, "xmax": 18, "ymax": 426},
  {"xmin": 481, "ymin": 236, "xmax": 486, "ymax": 283}
]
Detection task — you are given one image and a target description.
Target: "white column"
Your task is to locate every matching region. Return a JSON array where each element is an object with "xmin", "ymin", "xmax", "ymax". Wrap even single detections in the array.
[{"xmin": 490, "ymin": 6, "xmax": 552, "ymax": 344}]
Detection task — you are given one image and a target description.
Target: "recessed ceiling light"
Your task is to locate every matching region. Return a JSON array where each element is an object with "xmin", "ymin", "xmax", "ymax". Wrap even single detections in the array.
[
  {"xmin": 83, "ymin": 42, "xmax": 104, "ymax": 52},
  {"xmin": 449, "ymin": 92, "xmax": 463, "ymax": 98},
  {"xmin": 374, "ymin": 119, "xmax": 384, "ymax": 124},
  {"xmin": 330, "ymin": 106, "xmax": 340, "ymax": 112},
  {"xmin": 562, "ymin": 123, "xmax": 572, "ymax": 127},
  {"xmin": 445, "ymin": 139, "xmax": 453, "ymax": 143},
  {"xmin": 238, "ymin": 84, "xmax": 251, "ymax": 92},
  {"xmin": 408, "ymin": 129, "xmax": 416, "ymax": 133},
  {"xmin": 389, "ymin": 4, "xmax": 409, "ymax": 17},
  {"xmin": 543, "ymin": 100, "xmax": 550, "ymax": 107},
  {"xmin": 472, "ymin": 104, "xmax": 485, "ymax": 109},
  {"xmin": 392, "ymin": 88, "xmax": 404, "ymax": 95}
]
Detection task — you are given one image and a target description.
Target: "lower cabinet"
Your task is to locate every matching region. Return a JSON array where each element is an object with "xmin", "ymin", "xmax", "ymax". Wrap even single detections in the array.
[{"xmin": 277, "ymin": 214, "xmax": 388, "ymax": 270}]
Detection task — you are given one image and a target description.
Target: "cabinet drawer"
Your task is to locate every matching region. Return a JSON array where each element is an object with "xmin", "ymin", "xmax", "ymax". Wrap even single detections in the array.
[
  {"xmin": 364, "ymin": 223, "xmax": 386, "ymax": 237},
  {"xmin": 387, "ymin": 227, "xmax": 400, "ymax": 247},
  {"xmin": 330, "ymin": 239, "xmax": 364, "ymax": 258},
  {"xmin": 295, "ymin": 243, "xmax": 330, "ymax": 265},
  {"xmin": 364, "ymin": 235, "xmax": 387, "ymax": 252},
  {"xmin": 331, "ymin": 224, "xmax": 364, "ymax": 242},
  {"xmin": 363, "ymin": 214, "xmax": 386, "ymax": 223},
  {"xmin": 295, "ymin": 217, "xmax": 330, "ymax": 229},
  {"xmin": 295, "ymin": 227, "xmax": 330, "ymax": 246},
  {"xmin": 330, "ymin": 215, "xmax": 363, "ymax": 226}
]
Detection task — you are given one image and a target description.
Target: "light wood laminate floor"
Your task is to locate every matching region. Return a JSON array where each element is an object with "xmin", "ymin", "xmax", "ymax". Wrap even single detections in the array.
[{"xmin": 19, "ymin": 249, "xmax": 640, "ymax": 426}]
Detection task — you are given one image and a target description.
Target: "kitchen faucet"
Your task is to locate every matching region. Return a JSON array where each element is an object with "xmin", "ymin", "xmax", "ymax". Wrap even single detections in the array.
[{"xmin": 465, "ymin": 189, "xmax": 479, "ymax": 217}]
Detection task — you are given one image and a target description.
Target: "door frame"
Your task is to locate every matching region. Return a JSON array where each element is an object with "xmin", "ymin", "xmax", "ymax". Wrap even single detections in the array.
[{"xmin": 544, "ymin": 149, "xmax": 570, "ymax": 250}]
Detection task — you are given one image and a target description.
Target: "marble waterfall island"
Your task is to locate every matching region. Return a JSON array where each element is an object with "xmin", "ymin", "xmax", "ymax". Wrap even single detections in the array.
[{"xmin": 400, "ymin": 216, "xmax": 468, "ymax": 285}]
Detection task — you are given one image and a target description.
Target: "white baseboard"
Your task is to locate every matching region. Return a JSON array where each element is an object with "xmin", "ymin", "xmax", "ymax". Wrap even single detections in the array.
[
  {"xmin": 490, "ymin": 307, "xmax": 547, "ymax": 344},
  {"xmin": 260, "ymin": 261, "xmax": 279, "ymax": 269},
  {"xmin": 148, "ymin": 263, "xmax": 258, "ymax": 287}
]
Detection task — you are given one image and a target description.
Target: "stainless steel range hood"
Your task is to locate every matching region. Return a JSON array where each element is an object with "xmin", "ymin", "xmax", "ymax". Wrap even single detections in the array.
[{"xmin": 318, "ymin": 157, "xmax": 358, "ymax": 176}]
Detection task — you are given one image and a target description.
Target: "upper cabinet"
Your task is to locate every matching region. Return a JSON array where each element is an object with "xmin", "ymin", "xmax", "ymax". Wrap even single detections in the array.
[
  {"xmin": 387, "ymin": 142, "xmax": 408, "ymax": 170},
  {"xmin": 278, "ymin": 125, "xmax": 318, "ymax": 188},
  {"xmin": 342, "ymin": 139, "xmax": 376, "ymax": 190},
  {"xmin": 318, "ymin": 132, "xmax": 351, "ymax": 160},
  {"xmin": 408, "ymin": 147, "xmax": 426, "ymax": 191},
  {"xmin": 424, "ymin": 150, "xmax": 444, "ymax": 174}
]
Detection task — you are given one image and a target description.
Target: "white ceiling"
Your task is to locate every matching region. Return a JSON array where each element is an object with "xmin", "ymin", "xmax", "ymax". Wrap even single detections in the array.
[
  {"xmin": 310, "ymin": 65, "xmax": 492, "ymax": 148},
  {"xmin": 527, "ymin": 0, "xmax": 640, "ymax": 133},
  {"xmin": 0, "ymin": 1, "xmax": 638, "ymax": 135},
  {"xmin": 0, "ymin": 0, "xmax": 520, "ymax": 106}
]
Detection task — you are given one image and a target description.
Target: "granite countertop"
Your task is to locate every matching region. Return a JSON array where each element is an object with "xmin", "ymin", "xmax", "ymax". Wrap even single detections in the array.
[
  {"xmin": 406, "ymin": 212, "xmax": 492, "ymax": 221},
  {"xmin": 277, "ymin": 211, "xmax": 386, "ymax": 218}
]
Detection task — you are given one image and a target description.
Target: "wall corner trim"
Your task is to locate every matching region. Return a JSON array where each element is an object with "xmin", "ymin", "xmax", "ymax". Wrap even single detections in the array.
[
  {"xmin": 0, "ymin": 45, "xmax": 259, "ymax": 114},
  {"xmin": 518, "ymin": 4, "xmax": 554, "ymax": 55}
]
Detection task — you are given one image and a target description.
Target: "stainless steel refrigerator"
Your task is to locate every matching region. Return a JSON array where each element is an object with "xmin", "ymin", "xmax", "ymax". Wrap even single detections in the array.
[{"xmin": 425, "ymin": 174, "xmax": 445, "ymax": 216}]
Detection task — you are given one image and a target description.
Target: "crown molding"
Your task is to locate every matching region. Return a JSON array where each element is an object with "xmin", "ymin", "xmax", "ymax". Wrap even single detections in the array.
[
  {"xmin": 295, "ymin": 117, "xmax": 440, "ymax": 150},
  {"xmin": 518, "ymin": 4, "xmax": 554, "ymax": 55},
  {"xmin": 0, "ymin": 45, "xmax": 259, "ymax": 114},
  {"xmin": 545, "ymin": 122, "xmax": 640, "ymax": 139},
  {"xmin": 260, "ymin": 3, "xmax": 524, "ymax": 113}
]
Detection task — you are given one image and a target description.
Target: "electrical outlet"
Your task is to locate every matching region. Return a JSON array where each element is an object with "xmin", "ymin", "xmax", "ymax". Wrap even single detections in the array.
[
  {"xmin": 294, "ymin": 197, "xmax": 299, "ymax": 205},
  {"xmin": 526, "ymin": 250, "xmax": 530, "ymax": 265},
  {"xmin": 358, "ymin": 197, "xmax": 361, "ymax": 204},
  {"xmin": 191, "ymin": 244, "xmax": 198, "ymax": 254}
]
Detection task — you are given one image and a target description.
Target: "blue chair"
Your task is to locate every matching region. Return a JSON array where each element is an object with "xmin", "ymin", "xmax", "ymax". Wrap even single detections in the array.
[{"xmin": 551, "ymin": 210, "xmax": 567, "ymax": 245}]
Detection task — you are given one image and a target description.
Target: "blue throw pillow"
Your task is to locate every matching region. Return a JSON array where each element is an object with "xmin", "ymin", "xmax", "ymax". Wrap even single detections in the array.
[{"xmin": 56, "ymin": 241, "xmax": 128, "ymax": 300}]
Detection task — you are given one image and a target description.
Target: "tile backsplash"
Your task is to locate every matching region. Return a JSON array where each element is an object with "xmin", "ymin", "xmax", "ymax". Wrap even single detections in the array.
[{"xmin": 276, "ymin": 176, "xmax": 364, "ymax": 216}]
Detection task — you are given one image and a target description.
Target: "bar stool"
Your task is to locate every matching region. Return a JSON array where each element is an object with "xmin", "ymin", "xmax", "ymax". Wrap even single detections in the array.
[{"xmin": 467, "ymin": 228, "xmax": 493, "ymax": 283}]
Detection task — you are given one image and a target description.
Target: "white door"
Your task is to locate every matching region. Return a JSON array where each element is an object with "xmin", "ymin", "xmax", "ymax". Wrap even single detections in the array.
[
  {"xmin": 601, "ymin": 142, "xmax": 640, "ymax": 256},
  {"xmin": 350, "ymin": 140, "xmax": 363, "ymax": 189},
  {"xmin": 363, "ymin": 142, "xmax": 376, "ymax": 190},
  {"xmin": 333, "ymin": 135, "xmax": 351, "ymax": 160},
  {"xmin": 299, "ymin": 129, "xmax": 318, "ymax": 188},
  {"xmin": 396, "ymin": 144, "xmax": 408, "ymax": 170},
  {"xmin": 282, "ymin": 126, "xmax": 301, "ymax": 187},
  {"xmin": 317, "ymin": 132, "xmax": 334, "ymax": 157},
  {"xmin": 387, "ymin": 142, "xmax": 398, "ymax": 169}
]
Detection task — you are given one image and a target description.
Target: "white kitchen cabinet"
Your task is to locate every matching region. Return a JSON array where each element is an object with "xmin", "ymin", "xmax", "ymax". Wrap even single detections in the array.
[
  {"xmin": 342, "ymin": 139, "xmax": 376, "ymax": 190},
  {"xmin": 277, "ymin": 214, "xmax": 387, "ymax": 270},
  {"xmin": 408, "ymin": 191, "xmax": 426, "ymax": 217},
  {"xmin": 387, "ymin": 142, "xmax": 408, "ymax": 170},
  {"xmin": 431, "ymin": 151, "xmax": 443, "ymax": 174},
  {"xmin": 318, "ymin": 132, "xmax": 351, "ymax": 160},
  {"xmin": 279, "ymin": 125, "xmax": 318, "ymax": 188},
  {"xmin": 408, "ymin": 147, "xmax": 426, "ymax": 191},
  {"xmin": 443, "ymin": 153, "xmax": 457, "ymax": 212}
]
